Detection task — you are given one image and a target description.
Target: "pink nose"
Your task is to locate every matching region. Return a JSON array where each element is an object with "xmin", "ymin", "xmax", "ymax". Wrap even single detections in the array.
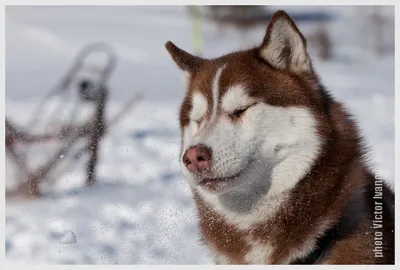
[{"xmin": 182, "ymin": 145, "xmax": 212, "ymax": 172}]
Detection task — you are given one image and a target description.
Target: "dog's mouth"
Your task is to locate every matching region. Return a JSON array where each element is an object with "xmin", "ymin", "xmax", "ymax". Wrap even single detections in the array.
[{"xmin": 199, "ymin": 170, "xmax": 244, "ymax": 192}]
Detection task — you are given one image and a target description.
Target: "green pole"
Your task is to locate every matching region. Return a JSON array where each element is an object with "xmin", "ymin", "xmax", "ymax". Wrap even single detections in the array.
[{"xmin": 189, "ymin": 6, "xmax": 203, "ymax": 56}]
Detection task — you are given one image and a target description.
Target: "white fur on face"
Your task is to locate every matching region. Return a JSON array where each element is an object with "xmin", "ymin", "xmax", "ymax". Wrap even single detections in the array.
[
  {"xmin": 192, "ymin": 84, "xmax": 322, "ymax": 229},
  {"xmin": 221, "ymin": 84, "xmax": 256, "ymax": 114},
  {"xmin": 190, "ymin": 92, "xmax": 208, "ymax": 122},
  {"xmin": 181, "ymin": 75, "xmax": 323, "ymax": 231},
  {"xmin": 210, "ymin": 66, "xmax": 225, "ymax": 122}
]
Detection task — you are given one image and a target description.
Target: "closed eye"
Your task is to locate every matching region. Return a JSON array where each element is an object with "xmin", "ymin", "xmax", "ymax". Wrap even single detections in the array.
[{"xmin": 229, "ymin": 103, "xmax": 256, "ymax": 121}]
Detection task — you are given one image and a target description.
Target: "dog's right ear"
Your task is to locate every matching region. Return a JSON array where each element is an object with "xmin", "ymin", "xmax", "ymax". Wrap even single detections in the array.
[
  {"xmin": 165, "ymin": 41, "xmax": 204, "ymax": 73},
  {"xmin": 260, "ymin": 11, "xmax": 311, "ymax": 74}
]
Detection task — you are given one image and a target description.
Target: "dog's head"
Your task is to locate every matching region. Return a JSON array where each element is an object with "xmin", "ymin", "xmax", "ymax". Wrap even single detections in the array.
[{"xmin": 166, "ymin": 11, "xmax": 328, "ymax": 200}]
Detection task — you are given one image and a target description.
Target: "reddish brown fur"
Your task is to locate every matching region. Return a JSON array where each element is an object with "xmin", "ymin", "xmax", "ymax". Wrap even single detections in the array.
[{"xmin": 166, "ymin": 10, "xmax": 394, "ymax": 265}]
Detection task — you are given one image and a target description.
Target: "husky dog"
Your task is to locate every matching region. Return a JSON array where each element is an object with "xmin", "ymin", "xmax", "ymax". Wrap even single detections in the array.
[{"xmin": 165, "ymin": 10, "xmax": 394, "ymax": 264}]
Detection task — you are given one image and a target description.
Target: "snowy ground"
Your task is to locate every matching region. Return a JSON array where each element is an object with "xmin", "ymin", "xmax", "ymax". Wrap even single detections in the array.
[{"xmin": 5, "ymin": 6, "xmax": 394, "ymax": 264}]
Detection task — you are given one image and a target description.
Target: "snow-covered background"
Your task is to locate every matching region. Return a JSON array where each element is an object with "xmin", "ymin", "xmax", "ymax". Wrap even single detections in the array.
[{"xmin": 5, "ymin": 6, "xmax": 395, "ymax": 264}]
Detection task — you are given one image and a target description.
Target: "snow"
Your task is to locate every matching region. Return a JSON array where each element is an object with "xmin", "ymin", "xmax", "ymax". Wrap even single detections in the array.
[
  {"xmin": 5, "ymin": 6, "xmax": 394, "ymax": 264},
  {"xmin": 58, "ymin": 231, "xmax": 77, "ymax": 244}
]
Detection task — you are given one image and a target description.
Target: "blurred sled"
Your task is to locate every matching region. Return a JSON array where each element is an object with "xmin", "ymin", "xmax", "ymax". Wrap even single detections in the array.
[{"xmin": 6, "ymin": 42, "xmax": 143, "ymax": 198}]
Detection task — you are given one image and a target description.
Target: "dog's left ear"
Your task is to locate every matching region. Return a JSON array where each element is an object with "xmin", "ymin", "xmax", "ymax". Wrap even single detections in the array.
[
  {"xmin": 260, "ymin": 10, "xmax": 311, "ymax": 74},
  {"xmin": 165, "ymin": 41, "xmax": 204, "ymax": 73}
]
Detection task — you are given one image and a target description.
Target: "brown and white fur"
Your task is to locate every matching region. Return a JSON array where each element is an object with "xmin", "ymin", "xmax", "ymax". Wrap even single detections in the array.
[{"xmin": 165, "ymin": 10, "xmax": 394, "ymax": 264}]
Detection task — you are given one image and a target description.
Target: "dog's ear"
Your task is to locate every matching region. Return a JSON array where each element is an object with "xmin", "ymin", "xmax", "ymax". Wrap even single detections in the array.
[
  {"xmin": 165, "ymin": 41, "xmax": 204, "ymax": 73},
  {"xmin": 260, "ymin": 10, "xmax": 311, "ymax": 73}
]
